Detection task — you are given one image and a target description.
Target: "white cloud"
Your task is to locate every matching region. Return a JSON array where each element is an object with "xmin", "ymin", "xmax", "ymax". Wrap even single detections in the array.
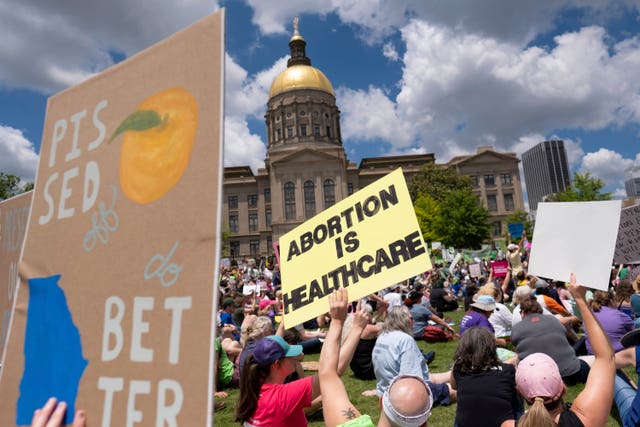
[
  {"xmin": 245, "ymin": 1, "xmax": 637, "ymax": 45},
  {"xmin": 0, "ymin": 125, "xmax": 39, "ymax": 180},
  {"xmin": 0, "ymin": 0, "xmax": 218, "ymax": 93},
  {"xmin": 337, "ymin": 85, "xmax": 415, "ymax": 146},
  {"xmin": 382, "ymin": 42, "xmax": 399, "ymax": 61},
  {"xmin": 579, "ymin": 148, "xmax": 635, "ymax": 186},
  {"xmin": 334, "ymin": 20, "xmax": 640, "ymax": 165},
  {"xmin": 223, "ymin": 115, "xmax": 266, "ymax": 172},
  {"xmin": 222, "ymin": 54, "xmax": 286, "ymax": 172}
]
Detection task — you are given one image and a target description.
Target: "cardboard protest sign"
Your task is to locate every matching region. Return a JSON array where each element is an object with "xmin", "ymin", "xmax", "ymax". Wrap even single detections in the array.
[
  {"xmin": 528, "ymin": 201, "xmax": 621, "ymax": 291},
  {"xmin": 280, "ymin": 168, "xmax": 431, "ymax": 326},
  {"xmin": 0, "ymin": 191, "xmax": 32, "ymax": 370},
  {"xmin": 614, "ymin": 204, "xmax": 640, "ymax": 264},
  {"xmin": 507, "ymin": 222, "xmax": 524, "ymax": 238},
  {"xmin": 0, "ymin": 11, "xmax": 224, "ymax": 427},
  {"xmin": 468, "ymin": 263, "xmax": 481, "ymax": 278},
  {"xmin": 491, "ymin": 260, "xmax": 509, "ymax": 278}
]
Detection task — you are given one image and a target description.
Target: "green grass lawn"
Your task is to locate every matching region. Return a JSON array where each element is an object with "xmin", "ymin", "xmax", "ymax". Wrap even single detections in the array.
[{"xmin": 213, "ymin": 308, "xmax": 631, "ymax": 426}]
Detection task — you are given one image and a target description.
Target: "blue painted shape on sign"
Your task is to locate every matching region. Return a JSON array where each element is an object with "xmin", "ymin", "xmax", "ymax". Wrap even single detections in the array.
[{"xmin": 16, "ymin": 274, "xmax": 88, "ymax": 425}]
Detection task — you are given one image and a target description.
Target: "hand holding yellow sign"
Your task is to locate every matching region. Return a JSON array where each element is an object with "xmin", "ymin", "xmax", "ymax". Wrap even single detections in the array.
[{"xmin": 280, "ymin": 168, "xmax": 431, "ymax": 326}]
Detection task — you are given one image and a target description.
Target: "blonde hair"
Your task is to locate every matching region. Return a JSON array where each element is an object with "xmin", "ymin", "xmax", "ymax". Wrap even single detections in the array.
[
  {"xmin": 240, "ymin": 316, "xmax": 273, "ymax": 347},
  {"xmin": 517, "ymin": 398, "xmax": 556, "ymax": 427},
  {"xmin": 477, "ymin": 283, "xmax": 500, "ymax": 300},
  {"xmin": 590, "ymin": 290, "xmax": 613, "ymax": 313}
]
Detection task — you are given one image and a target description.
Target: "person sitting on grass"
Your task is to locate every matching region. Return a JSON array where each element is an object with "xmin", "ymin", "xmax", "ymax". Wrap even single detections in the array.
[
  {"xmin": 372, "ymin": 306, "xmax": 455, "ymax": 407},
  {"xmin": 451, "ymin": 327, "xmax": 522, "ymax": 426},
  {"xmin": 235, "ymin": 301, "xmax": 368, "ymax": 426},
  {"xmin": 476, "ymin": 283, "xmax": 512, "ymax": 341},
  {"xmin": 460, "ymin": 295, "xmax": 508, "ymax": 347},
  {"xmin": 319, "ymin": 288, "xmax": 433, "ymax": 427},
  {"xmin": 515, "ymin": 273, "xmax": 615, "ymax": 427},
  {"xmin": 404, "ymin": 291, "xmax": 456, "ymax": 339},
  {"xmin": 511, "ymin": 295, "xmax": 590, "ymax": 387}
]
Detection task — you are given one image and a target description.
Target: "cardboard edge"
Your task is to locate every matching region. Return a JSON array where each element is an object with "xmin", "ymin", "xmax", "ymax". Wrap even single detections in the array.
[{"xmin": 207, "ymin": 8, "xmax": 225, "ymax": 426}]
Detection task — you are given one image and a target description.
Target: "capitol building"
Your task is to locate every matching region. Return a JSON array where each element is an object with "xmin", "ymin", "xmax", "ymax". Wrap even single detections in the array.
[{"xmin": 222, "ymin": 24, "xmax": 524, "ymax": 259}]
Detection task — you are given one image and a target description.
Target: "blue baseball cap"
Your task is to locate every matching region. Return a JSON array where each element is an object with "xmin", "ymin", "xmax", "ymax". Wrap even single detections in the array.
[{"xmin": 253, "ymin": 335, "xmax": 303, "ymax": 366}]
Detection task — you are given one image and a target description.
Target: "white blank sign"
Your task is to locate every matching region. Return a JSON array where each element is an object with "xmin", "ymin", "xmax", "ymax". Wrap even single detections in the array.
[{"xmin": 528, "ymin": 201, "xmax": 621, "ymax": 291}]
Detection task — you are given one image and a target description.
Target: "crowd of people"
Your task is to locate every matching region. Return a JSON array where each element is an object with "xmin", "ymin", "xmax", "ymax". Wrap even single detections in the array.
[
  {"xmin": 203, "ymin": 248, "xmax": 640, "ymax": 426},
  {"xmin": 30, "ymin": 248, "xmax": 640, "ymax": 426}
]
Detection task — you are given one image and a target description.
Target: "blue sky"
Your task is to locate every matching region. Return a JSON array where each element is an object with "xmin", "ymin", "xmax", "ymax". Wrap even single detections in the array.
[{"xmin": 1, "ymin": 1, "xmax": 640, "ymax": 203}]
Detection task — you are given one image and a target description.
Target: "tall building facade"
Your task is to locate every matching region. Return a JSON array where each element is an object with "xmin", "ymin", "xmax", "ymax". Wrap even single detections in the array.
[
  {"xmin": 624, "ymin": 166, "xmax": 640, "ymax": 197},
  {"xmin": 521, "ymin": 140, "xmax": 571, "ymax": 212},
  {"xmin": 448, "ymin": 146, "xmax": 526, "ymax": 238}
]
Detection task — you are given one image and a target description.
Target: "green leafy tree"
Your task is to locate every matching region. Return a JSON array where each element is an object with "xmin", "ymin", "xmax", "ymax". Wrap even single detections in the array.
[
  {"xmin": 504, "ymin": 210, "xmax": 533, "ymax": 241},
  {"xmin": 546, "ymin": 171, "xmax": 611, "ymax": 202},
  {"xmin": 408, "ymin": 164, "xmax": 472, "ymax": 202},
  {"xmin": 413, "ymin": 194, "xmax": 441, "ymax": 244},
  {"xmin": 433, "ymin": 189, "xmax": 490, "ymax": 249},
  {"xmin": 0, "ymin": 172, "xmax": 24, "ymax": 200}
]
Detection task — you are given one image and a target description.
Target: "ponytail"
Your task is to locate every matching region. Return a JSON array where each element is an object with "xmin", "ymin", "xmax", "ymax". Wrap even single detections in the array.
[
  {"xmin": 517, "ymin": 398, "xmax": 557, "ymax": 427},
  {"xmin": 235, "ymin": 354, "xmax": 270, "ymax": 423}
]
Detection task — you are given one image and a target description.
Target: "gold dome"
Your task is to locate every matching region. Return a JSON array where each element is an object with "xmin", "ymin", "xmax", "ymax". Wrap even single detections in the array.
[{"xmin": 269, "ymin": 64, "xmax": 334, "ymax": 98}]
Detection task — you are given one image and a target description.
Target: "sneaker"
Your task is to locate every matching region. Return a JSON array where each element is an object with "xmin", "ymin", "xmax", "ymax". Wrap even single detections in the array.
[{"xmin": 423, "ymin": 350, "xmax": 436, "ymax": 365}]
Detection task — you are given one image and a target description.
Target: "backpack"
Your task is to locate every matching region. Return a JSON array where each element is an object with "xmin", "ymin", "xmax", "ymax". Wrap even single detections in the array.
[{"xmin": 422, "ymin": 325, "xmax": 453, "ymax": 343}]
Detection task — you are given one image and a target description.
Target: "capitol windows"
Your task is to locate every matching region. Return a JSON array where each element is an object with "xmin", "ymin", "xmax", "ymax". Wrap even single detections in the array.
[
  {"xmin": 470, "ymin": 175, "xmax": 478, "ymax": 188},
  {"xmin": 276, "ymin": 129, "xmax": 282, "ymax": 140},
  {"xmin": 247, "ymin": 194, "xmax": 258, "ymax": 208},
  {"xmin": 313, "ymin": 125, "xmax": 320, "ymax": 136},
  {"xmin": 313, "ymin": 111, "xmax": 319, "ymax": 117},
  {"xmin": 347, "ymin": 183, "xmax": 354, "ymax": 195},
  {"xmin": 300, "ymin": 124, "xmax": 307, "ymax": 137},
  {"xmin": 250, "ymin": 240, "xmax": 260, "ymax": 257},
  {"xmin": 504, "ymin": 194, "xmax": 514, "ymax": 211},
  {"xmin": 484, "ymin": 174, "xmax": 495, "ymax": 186},
  {"xmin": 326, "ymin": 126, "xmax": 331, "ymax": 138},
  {"xmin": 487, "ymin": 195, "xmax": 498, "ymax": 212},
  {"xmin": 287, "ymin": 127, "xmax": 293, "ymax": 138},
  {"xmin": 229, "ymin": 214, "xmax": 238, "ymax": 233},
  {"xmin": 264, "ymin": 187, "xmax": 271, "ymax": 203},
  {"xmin": 284, "ymin": 181, "xmax": 296, "ymax": 220},
  {"xmin": 500, "ymin": 173, "xmax": 512, "ymax": 185},
  {"xmin": 265, "ymin": 208, "xmax": 272, "ymax": 227},
  {"xmin": 286, "ymin": 112, "xmax": 292, "ymax": 118},
  {"xmin": 324, "ymin": 179, "xmax": 335, "ymax": 208},
  {"xmin": 304, "ymin": 180, "xmax": 316, "ymax": 218},
  {"xmin": 228, "ymin": 195, "xmax": 238, "ymax": 209},
  {"xmin": 230, "ymin": 241, "xmax": 240, "ymax": 257},
  {"xmin": 300, "ymin": 110, "xmax": 306, "ymax": 116},
  {"xmin": 249, "ymin": 212, "xmax": 258, "ymax": 232}
]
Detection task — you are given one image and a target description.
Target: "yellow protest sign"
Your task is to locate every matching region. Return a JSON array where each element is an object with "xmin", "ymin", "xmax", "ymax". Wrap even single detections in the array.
[{"xmin": 280, "ymin": 168, "xmax": 431, "ymax": 326}]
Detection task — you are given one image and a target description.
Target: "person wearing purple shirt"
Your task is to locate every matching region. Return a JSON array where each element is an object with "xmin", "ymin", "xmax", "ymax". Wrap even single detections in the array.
[
  {"xmin": 460, "ymin": 295, "xmax": 496, "ymax": 335},
  {"xmin": 585, "ymin": 290, "xmax": 634, "ymax": 354}
]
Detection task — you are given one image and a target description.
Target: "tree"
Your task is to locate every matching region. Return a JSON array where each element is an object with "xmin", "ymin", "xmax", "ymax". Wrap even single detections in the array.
[
  {"xmin": 546, "ymin": 171, "xmax": 611, "ymax": 202},
  {"xmin": 413, "ymin": 194, "xmax": 441, "ymax": 244},
  {"xmin": 408, "ymin": 163, "xmax": 472, "ymax": 202},
  {"xmin": 0, "ymin": 172, "xmax": 22, "ymax": 200},
  {"xmin": 433, "ymin": 189, "xmax": 490, "ymax": 249},
  {"xmin": 0, "ymin": 172, "xmax": 33, "ymax": 201}
]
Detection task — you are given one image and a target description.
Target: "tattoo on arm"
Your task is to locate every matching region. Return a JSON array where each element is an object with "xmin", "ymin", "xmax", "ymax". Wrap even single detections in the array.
[{"xmin": 341, "ymin": 407, "xmax": 357, "ymax": 420}]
